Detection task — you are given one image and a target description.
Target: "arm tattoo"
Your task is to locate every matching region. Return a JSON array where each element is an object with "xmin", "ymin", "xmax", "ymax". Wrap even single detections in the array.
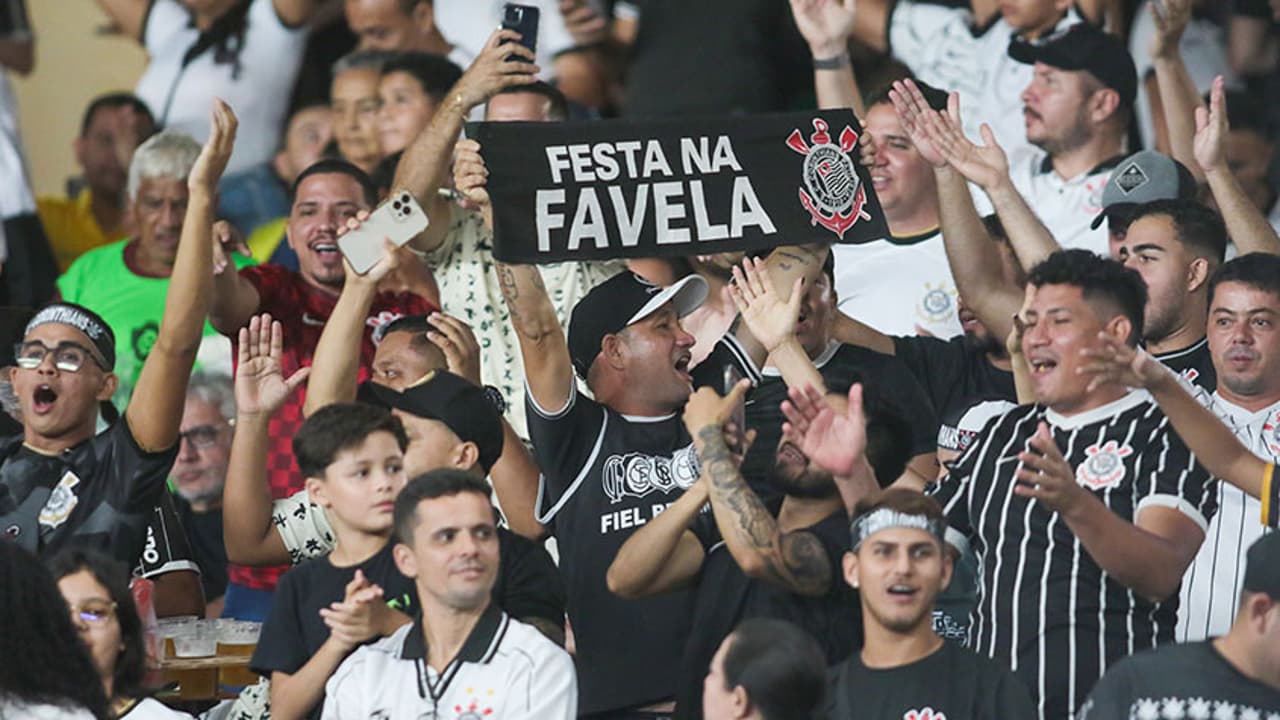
[
  {"xmin": 695, "ymin": 426, "xmax": 831, "ymax": 595},
  {"xmin": 495, "ymin": 261, "xmax": 553, "ymax": 343}
]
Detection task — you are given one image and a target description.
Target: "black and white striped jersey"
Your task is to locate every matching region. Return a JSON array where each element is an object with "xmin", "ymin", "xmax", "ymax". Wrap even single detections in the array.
[
  {"xmin": 1177, "ymin": 394, "xmax": 1279, "ymax": 642},
  {"xmin": 928, "ymin": 390, "xmax": 1217, "ymax": 720}
]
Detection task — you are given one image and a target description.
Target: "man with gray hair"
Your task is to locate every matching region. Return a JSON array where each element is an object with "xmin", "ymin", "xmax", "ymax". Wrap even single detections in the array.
[
  {"xmin": 56, "ymin": 129, "xmax": 256, "ymax": 404},
  {"xmin": 171, "ymin": 371, "xmax": 235, "ymax": 616}
]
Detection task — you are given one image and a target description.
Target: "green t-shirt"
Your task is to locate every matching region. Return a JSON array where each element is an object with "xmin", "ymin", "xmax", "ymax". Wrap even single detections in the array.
[{"xmin": 56, "ymin": 239, "xmax": 256, "ymax": 407}]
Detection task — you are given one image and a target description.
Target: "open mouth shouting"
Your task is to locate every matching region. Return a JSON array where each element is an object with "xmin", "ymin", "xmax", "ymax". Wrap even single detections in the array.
[
  {"xmin": 32, "ymin": 384, "xmax": 58, "ymax": 415},
  {"xmin": 1028, "ymin": 354, "xmax": 1058, "ymax": 378},
  {"xmin": 885, "ymin": 582, "xmax": 920, "ymax": 603},
  {"xmin": 675, "ymin": 352, "xmax": 692, "ymax": 383}
]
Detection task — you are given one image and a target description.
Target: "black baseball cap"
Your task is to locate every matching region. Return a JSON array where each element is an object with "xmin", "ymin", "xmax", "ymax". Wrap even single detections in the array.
[
  {"xmin": 1242, "ymin": 531, "xmax": 1280, "ymax": 601},
  {"xmin": 1009, "ymin": 23, "xmax": 1137, "ymax": 111},
  {"xmin": 1089, "ymin": 150, "xmax": 1199, "ymax": 230},
  {"xmin": 567, "ymin": 271, "xmax": 708, "ymax": 379},
  {"xmin": 364, "ymin": 371, "xmax": 505, "ymax": 473}
]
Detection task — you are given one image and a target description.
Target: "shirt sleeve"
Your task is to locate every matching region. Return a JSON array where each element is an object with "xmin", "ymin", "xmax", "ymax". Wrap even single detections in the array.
[
  {"xmin": 250, "ymin": 567, "xmax": 311, "ymax": 676},
  {"xmin": 867, "ymin": 353, "xmax": 939, "ymax": 458},
  {"xmin": 510, "ymin": 642, "xmax": 577, "ymax": 719},
  {"xmin": 1076, "ymin": 658, "xmax": 1136, "ymax": 720},
  {"xmin": 419, "ymin": 203, "xmax": 468, "ymax": 270},
  {"xmin": 525, "ymin": 381, "xmax": 607, "ymax": 525},
  {"xmin": 141, "ymin": 0, "xmax": 188, "ymax": 53},
  {"xmin": 1133, "ymin": 420, "xmax": 1215, "ymax": 534},
  {"xmin": 927, "ymin": 434, "xmax": 982, "ymax": 557},
  {"xmin": 112, "ymin": 419, "xmax": 180, "ymax": 517},
  {"xmin": 690, "ymin": 334, "xmax": 764, "ymax": 390},
  {"xmin": 886, "ymin": 0, "xmax": 968, "ymax": 64},
  {"xmin": 273, "ymin": 490, "xmax": 336, "ymax": 564},
  {"xmin": 891, "ymin": 336, "xmax": 963, "ymax": 412},
  {"xmin": 135, "ymin": 493, "xmax": 201, "ymax": 578}
]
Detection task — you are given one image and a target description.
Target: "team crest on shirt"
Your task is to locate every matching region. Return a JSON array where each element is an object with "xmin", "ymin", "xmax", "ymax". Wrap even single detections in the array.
[
  {"xmin": 786, "ymin": 118, "xmax": 871, "ymax": 240},
  {"xmin": 1263, "ymin": 408, "xmax": 1280, "ymax": 457},
  {"xmin": 902, "ymin": 709, "xmax": 947, "ymax": 720},
  {"xmin": 453, "ymin": 689, "xmax": 495, "ymax": 718},
  {"xmin": 917, "ymin": 283, "xmax": 956, "ymax": 325},
  {"xmin": 38, "ymin": 470, "xmax": 81, "ymax": 529},
  {"xmin": 1075, "ymin": 440, "xmax": 1134, "ymax": 490}
]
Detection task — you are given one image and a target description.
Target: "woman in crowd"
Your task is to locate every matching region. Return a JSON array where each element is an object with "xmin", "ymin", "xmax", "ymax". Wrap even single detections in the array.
[
  {"xmin": 49, "ymin": 549, "xmax": 192, "ymax": 720},
  {"xmin": 0, "ymin": 542, "xmax": 110, "ymax": 720}
]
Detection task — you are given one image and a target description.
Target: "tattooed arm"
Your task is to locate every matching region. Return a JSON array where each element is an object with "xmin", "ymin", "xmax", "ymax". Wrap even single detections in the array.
[
  {"xmin": 684, "ymin": 385, "xmax": 833, "ymax": 597},
  {"xmin": 494, "ymin": 260, "xmax": 574, "ymax": 412}
]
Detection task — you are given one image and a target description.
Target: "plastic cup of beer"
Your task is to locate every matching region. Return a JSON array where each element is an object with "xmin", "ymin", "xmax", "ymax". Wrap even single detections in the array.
[
  {"xmin": 216, "ymin": 619, "xmax": 260, "ymax": 657},
  {"xmin": 156, "ymin": 615, "xmax": 197, "ymax": 658},
  {"xmin": 172, "ymin": 620, "xmax": 216, "ymax": 658}
]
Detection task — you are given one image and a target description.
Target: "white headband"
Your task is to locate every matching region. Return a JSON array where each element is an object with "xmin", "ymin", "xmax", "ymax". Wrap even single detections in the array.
[{"xmin": 850, "ymin": 508, "xmax": 946, "ymax": 551}]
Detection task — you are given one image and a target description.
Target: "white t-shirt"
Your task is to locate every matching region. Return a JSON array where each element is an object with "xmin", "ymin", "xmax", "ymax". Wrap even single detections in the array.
[
  {"xmin": 120, "ymin": 698, "xmax": 193, "ymax": 720},
  {"xmin": 135, "ymin": 0, "xmax": 309, "ymax": 175},
  {"xmin": 432, "ymin": 0, "xmax": 584, "ymax": 79},
  {"xmin": 1129, "ymin": 2, "xmax": 1237, "ymax": 150},
  {"xmin": 888, "ymin": 1, "xmax": 1083, "ymax": 160},
  {"xmin": 0, "ymin": 699, "xmax": 95, "ymax": 720},
  {"xmin": 832, "ymin": 230, "xmax": 962, "ymax": 338},
  {"xmin": 976, "ymin": 145, "xmax": 1116, "ymax": 256},
  {"xmin": 323, "ymin": 609, "xmax": 577, "ymax": 720},
  {"xmin": 1177, "ymin": 394, "xmax": 1279, "ymax": 642}
]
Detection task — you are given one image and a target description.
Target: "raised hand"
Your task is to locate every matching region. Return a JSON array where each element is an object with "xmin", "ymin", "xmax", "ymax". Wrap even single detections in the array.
[
  {"xmin": 789, "ymin": 0, "xmax": 857, "ymax": 57},
  {"xmin": 210, "ymin": 219, "xmax": 250, "ymax": 276},
  {"xmin": 899, "ymin": 80, "xmax": 1009, "ymax": 189},
  {"xmin": 729, "ymin": 256, "xmax": 805, "ymax": 353},
  {"xmin": 188, "ymin": 98, "xmax": 238, "ymax": 193},
  {"xmin": 1077, "ymin": 331, "xmax": 1172, "ymax": 393},
  {"xmin": 1149, "ymin": 0, "xmax": 1191, "ymax": 60},
  {"xmin": 887, "ymin": 79, "xmax": 948, "ymax": 168},
  {"xmin": 235, "ymin": 313, "xmax": 311, "ymax": 418},
  {"xmin": 338, "ymin": 210, "xmax": 404, "ymax": 283},
  {"xmin": 683, "ymin": 380, "xmax": 752, "ymax": 440},
  {"xmin": 1194, "ymin": 75, "xmax": 1228, "ymax": 175},
  {"xmin": 426, "ymin": 312, "xmax": 482, "ymax": 385},
  {"xmin": 451, "ymin": 28, "xmax": 540, "ymax": 113},
  {"xmin": 780, "ymin": 383, "xmax": 867, "ymax": 478},
  {"xmin": 559, "ymin": 0, "xmax": 608, "ymax": 46},
  {"xmin": 453, "ymin": 138, "xmax": 493, "ymax": 227},
  {"xmin": 319, "ymin": 570, "xmax": 388, "ymax": 650},
  {"xmin": 1013, "ymin": 422, "xmax": 1085, "ymax": 515}
]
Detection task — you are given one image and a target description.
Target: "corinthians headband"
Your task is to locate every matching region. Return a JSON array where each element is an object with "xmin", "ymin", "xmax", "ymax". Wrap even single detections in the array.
[
  {"xmin": 24, "ymin": 303, "xmax": 116, "ymax": 370},
  {"xmin": 850, "ymin": 508, "xmax": 947, "ymax": 551}
]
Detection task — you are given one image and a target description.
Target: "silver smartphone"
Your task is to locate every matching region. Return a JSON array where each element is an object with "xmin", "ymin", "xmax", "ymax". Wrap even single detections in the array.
[{"xmin": 338, "ymin": 190, "xmax": 429, "ymax": 275}]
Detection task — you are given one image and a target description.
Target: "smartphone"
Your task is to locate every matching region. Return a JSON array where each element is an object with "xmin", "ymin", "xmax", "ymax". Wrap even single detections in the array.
[
  {"xmin": 337, "ymin": 190, "xmax": 429, "ymax": 275},
  {"xmin": 501, "ymin": 3, "xmax": 540, "ymax": 57}
]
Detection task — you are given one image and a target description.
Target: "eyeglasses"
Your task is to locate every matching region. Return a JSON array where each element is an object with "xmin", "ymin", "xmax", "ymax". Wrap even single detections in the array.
[
  {"xmin": 178, "ymin": 423, "xmax": 230, "ymax": 449},
  {"xmin": 69, "ymin": 600, "xmax": 117, "ymax": 625},
  {"xmin": 14, "ymin": 341, "xmax": 107, "ymax": 373}
]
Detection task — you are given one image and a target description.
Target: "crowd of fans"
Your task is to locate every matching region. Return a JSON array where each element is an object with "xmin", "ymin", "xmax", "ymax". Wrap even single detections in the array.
[{"xmin": 1, "ymin": 0, "xmax": 1279, "ymax": 718}]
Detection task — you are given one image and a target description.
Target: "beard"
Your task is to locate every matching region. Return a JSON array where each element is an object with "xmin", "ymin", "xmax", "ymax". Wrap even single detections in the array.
[{"xmin": 962, "ymin": 328, "xmax": 1004, "ymax": 357}]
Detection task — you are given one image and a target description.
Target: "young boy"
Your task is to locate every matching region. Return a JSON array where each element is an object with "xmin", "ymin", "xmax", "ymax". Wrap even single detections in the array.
[{"xmin": 247, "ymin": 395, "xmax": 416, "ymax": 720}]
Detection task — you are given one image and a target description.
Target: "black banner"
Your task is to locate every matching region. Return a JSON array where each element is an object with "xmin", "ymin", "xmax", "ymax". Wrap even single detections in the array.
[{"xmin": 466, "ymin": 110, "xmax": 890, "ymax": 264}]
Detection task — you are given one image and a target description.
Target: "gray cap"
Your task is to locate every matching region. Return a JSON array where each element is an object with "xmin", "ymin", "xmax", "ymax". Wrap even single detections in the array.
[{"xmin": 1090, "ymin": 150, "xmax": 1198, "ymax": 230}]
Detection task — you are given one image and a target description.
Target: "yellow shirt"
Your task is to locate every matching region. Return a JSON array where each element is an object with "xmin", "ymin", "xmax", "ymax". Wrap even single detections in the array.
[{"xmin": 36, "ymin": 189, "xmax": 126, "ymax": 272}]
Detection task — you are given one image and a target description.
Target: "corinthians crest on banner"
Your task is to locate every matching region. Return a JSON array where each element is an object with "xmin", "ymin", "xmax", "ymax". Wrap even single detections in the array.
[{"xmin": 469, "ymin": 110, "xmax": 890, "ymax": 264}]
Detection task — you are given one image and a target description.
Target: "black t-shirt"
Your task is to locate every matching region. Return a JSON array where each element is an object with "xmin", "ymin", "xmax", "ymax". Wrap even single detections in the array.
[
  {"xmin": 0, "ymin": 420, "xmax": 177, "ymax": 566},
  {"xmin": 623, "ymin": 0, "xmax": 814, "ymax": 118},
  {"xmin": 675, "ymin": 505, "xmax": 861, "ymax": 720},
  {"xmin": 826, "ymin": 639, "xmax": 1037, "ymax": 720},
  {"xmin": 738, "ymin": 342, "xmax": 938, "ymax": 495},
  {"xmin": 1080, "ymin": 641, "xmax": 1280, "ymax": 719},
  {"xmin": 1153, "ymin": 337, "xmax": 1217, "ymax": 393},
  {"xmin": 251, "ymin": 539, "xmax": 418, "ymax": 720},
  {"xmin": 173, "ymin": 497, "xmax": 228, "ymax": 602},
  {"xmin": 493, "ymin": 526, "xmax": 565, "ymax": 630},
  {"xmin": 892, "ymin": 335, "xmax": 1016, "ymax": 423}
]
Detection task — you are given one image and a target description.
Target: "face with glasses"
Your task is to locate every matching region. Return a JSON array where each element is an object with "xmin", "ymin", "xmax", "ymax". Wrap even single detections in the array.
[
  {"xmin": 172, "ymin": 395, "xmax": 232, "ymax": 510},
  {"xmin": 9, "ymin": 324, "xmax": 117, "ymax": 445},
  {"xmin": 57, "ymin": 569, "xmax": 125, "ymax": 685}
]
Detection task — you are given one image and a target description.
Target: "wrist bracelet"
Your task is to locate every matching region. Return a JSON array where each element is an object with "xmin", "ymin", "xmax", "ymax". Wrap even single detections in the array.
[{"xmin": 813, "ymin": 53, "xmax": 850, "ymax": 70}]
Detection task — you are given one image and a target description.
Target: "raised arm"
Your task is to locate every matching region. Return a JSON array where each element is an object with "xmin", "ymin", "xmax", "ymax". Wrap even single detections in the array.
[
  {"xmin": 208, "ymin": 221, "xmax": 263, "ymax": 335},
  {"xmin": 891, "ymin": 81, "xmax": 1024, "ymax": 341},
  {"xmin": 790, "ymin": 0, "xmax": 866, "ymax": 117},
  {"xmin": 222, "ymin": 315, "xmax": 311, "ymax": 566},
  {"xmin": 846, "ymin": 0, "xmax": 890, "ymax": 53},
  {"xmin": 303, "ymin": 237, "xmax": 399, "ymax": 416},
  {"xmin": 781, "ymin": 383, "xmax": 880, "ymax": 517},
  {"xmin": 606, "ymin": 478, "xmax": 708, "ymax": 598},
  {"xmin": 127, "ymin": 100, "xmax": 233, "ymax": 452},
  {"xmin": 395, "ymin": 29, "xmax": 538, "ymax": 256},
  {"xmin": 729, "ymin": 257, "xmax": 825, "ymax": 394},
  {"xmin": 92, "ymin": 0, "xmax": 148, "ymax": 43},
  {"xmin": 454, "ymin": 138, "xmax": 574, "ymax": 411},
  {"xmin": 1079, "ymin": 333, "xmax": 1269, "ymax": 500},
  {"xmin": 1194, "ymin": 76, "xmax": 1280, "ymax": 256},
  {"xmin": 830, "ymin": 313, "xmax": 895, "ymax": 355},
  {"xmin": 1014, "ymin": 421, "xmax": 1203, "ymax": 602},
  {"xmin": 1149, "ymin": 0, "xmax": 1205, "ymax": 182},
  {"xmin": 686, "ymin": 384, "xmax": 834, "ymax": 597}
]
